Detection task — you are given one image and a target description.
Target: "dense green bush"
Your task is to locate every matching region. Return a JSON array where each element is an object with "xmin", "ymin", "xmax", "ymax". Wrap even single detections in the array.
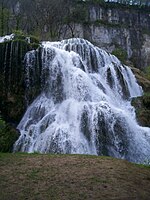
[{"xmin": 0, "ymin": 116, "xmax": 19, "ymax": 152}]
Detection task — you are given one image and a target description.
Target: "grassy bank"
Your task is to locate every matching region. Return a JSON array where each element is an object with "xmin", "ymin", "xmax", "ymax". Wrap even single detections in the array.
[{"xmin": 0, "ymin": 153, "xmax": 150, "ymax": 200}]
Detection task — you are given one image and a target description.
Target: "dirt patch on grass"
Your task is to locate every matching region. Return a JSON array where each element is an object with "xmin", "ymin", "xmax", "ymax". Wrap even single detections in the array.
[{"xmin": 0, "ymin": 153, "xmax": 150, "ymax": 200}]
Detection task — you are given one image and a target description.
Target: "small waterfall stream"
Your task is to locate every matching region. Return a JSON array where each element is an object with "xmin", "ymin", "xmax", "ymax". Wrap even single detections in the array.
[{"xmin": 14, "ymin": 38, "xmax": 150, "ymax": 163}]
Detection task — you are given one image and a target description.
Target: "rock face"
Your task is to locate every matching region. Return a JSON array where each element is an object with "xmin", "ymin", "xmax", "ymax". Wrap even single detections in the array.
[{"xmin": 61, "ymin": 4, "xmax": 150, "ymax": 69}]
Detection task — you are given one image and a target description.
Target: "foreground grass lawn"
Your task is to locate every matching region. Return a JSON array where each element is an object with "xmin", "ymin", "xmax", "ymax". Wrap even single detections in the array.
[{"xmin": 0, "ymin": 153, "xmax": 150, "ymax": 200}]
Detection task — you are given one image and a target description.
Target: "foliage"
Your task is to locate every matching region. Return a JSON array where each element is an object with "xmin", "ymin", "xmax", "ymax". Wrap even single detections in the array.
[
  {"xmin": 0, "ymin": 116, "xmax": 5, "ymax": 129},
  {"xmin": 12, "ymin": 30, "xmax": 39, "ymax": 44},
  {"xmin": 66, "ymin": 4, "xmax": 88, "ymax": 23},
  {"xmin": 13, "ymin": 29, "xmax": 24, "ymax": 36},
  {"xmin": 0, "ymin": 5, "xmax": 10, "ymax": 36},
  {"xmin": 144, "ymin": 66, "xmax": 150, "ymax": 81},
  {"xmin": 143, "ymin": 92, "xmax": 150, "ymax": 109},
  {"xmin": 112, "ymin": 47, "xmax": 127, "ymax": 63},
  {"xmin": 0, "ymin": 116, "xmax": 19, "ymax": 152},
  {"xmin": 144, "ymin": 92, "xmax": 150, "ymax": 97}
]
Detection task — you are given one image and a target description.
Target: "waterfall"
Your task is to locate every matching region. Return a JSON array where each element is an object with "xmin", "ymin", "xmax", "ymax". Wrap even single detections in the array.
[
  {"xmin": 14, "ymin": 38, "xmax": 150, "ymax": 164},
  {"xmin": 0, "ymin": 34, "xmax": 14, "ymax": 43}
]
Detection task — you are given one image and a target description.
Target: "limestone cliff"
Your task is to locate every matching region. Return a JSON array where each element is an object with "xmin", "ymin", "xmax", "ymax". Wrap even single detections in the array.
[{"xmin": 61, "ymin": 3, "xmax": 150, "ymax": 69}]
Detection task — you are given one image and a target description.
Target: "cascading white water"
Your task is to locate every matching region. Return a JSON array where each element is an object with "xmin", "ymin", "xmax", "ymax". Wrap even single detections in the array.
[{"xmin": 14, "ymin": 38, "xmax": 150, "ymax": 163}]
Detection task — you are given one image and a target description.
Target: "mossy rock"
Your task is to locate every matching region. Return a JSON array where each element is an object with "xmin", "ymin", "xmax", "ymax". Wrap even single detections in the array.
[
  {"xmin": 131, "ymin": 66, "xmax": 150, "ymax": 127},
  {"xmin": 0, "ymin": 36, "xmax": 40, "ymax": 124},
  {"xmin": 13, "ymin": 31, "xmax": 39, "ymax": 44},
  {"xmin": 132, "ymin": 95, "xmax": 150, "ymax": 127},
  {"xmin": 0, "ymin": 34, "xmax": 40, "ymax": 151},
  {"xmin": 136, "ymin": 109, "xmax": 150, "ymax": 127}
]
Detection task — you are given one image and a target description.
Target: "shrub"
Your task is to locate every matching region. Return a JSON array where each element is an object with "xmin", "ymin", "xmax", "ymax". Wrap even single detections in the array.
[
  {"xmin": 112, "ymin": 47, "xmax": 127, "ymax": 63},
  {"xmin": 144, "ymin": 66, "xmax": 150, "ymax": 81},
  {"xmin": 0, "ymin": 116, "xmax": 19, "ymax": 152}
]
